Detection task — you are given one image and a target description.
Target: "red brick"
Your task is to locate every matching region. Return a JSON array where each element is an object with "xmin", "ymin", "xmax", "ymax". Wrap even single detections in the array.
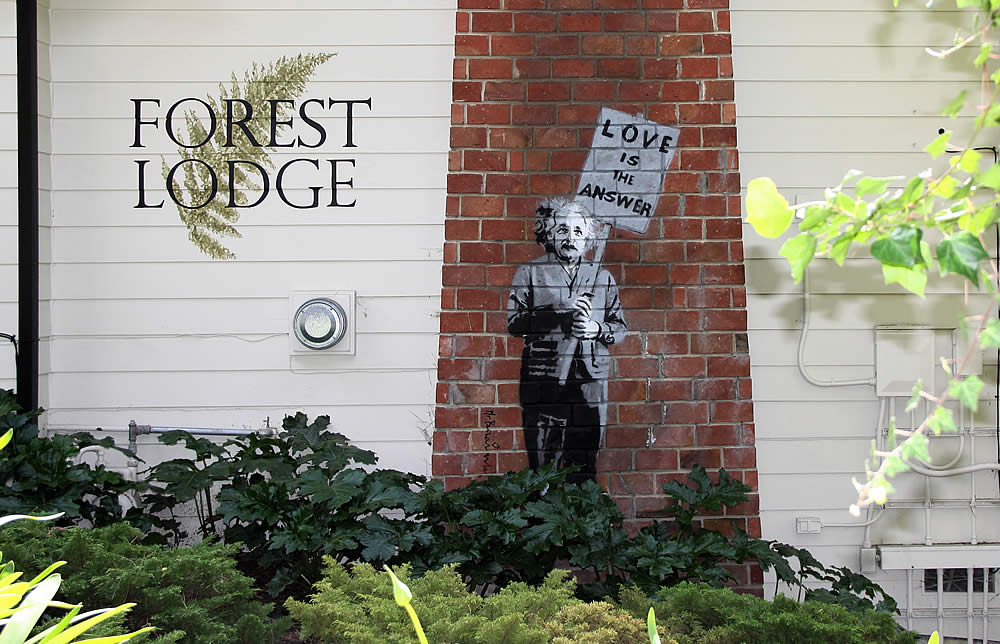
[
  {"xmin": 485, "ymin": 173, "xmax": 529, "ymax": 194},
  {"xmin": 605, "ymin": 426, "xmax": 648, "ymax": 448},
  {"xmin": 678, "ymin": 11, "xmax": 714, "ymax": 32},
  {"xmin": 679, "ymin": 103, "xmax": 721, "ymax": 124},
  {"xmin": 440, "ymin": 312, "xmax": 484, "ymax": 333},
  {"xmin": 514, "ymin": 13, "xmax": 557, "ymax": 32},
  {"xmin": 456, "ymin": 288, "xmax": 500, "ymax": 310},
  {"xmin": 472, "ymin": 12, "xmax": 513, "ymax": 32},
  {"xmin": 605, "ymin": 13, "xmax": 645, "ymax": 31},
  {"xmin": 446, "ymin": 219, "xmax": 478, "ymax": 240},
  {"xmin": 610, "ymin": 379, "xmax": 648, "ymax": 402},
  {"xmin": 433, "ymin": 454, "xmax": 465, "ymax": 475},
  {"xmin": 483, "ymin": 81, "xmax": 526, "ymax": 101},
  {"xmin": 553, "ymin": 59, "xmax": 596, "ymax": 78},
  {"xmin": 596, "ymin": 0, "xmax": 638, "ymax": 6},
  {"xmin": 484, "ymin": 359, "xmax": 521, "ymax": 380},
  {"xmin": 597, "ymin": 58, "xmax": 640, "ymax": 77},
  {"xmin": 703, "ymin": 126, "xmax": 737, "ymax": 147},
  {"xmin": 739, "ymin": 379, "xmax": 753, "ymax": 400},
  {"xmin": 470, "ymin": 427, "xmax": 514, "ymax": 450},
  {"xmin": 643, "ymin": 0, "xmax": 683, "ymax": 6},
  {"xmin": 582, "ymin": 35, "xmax": 624, "ymax": 55},
  {"xmin": 643, "ymin": 58, "xmax": 678, "ymax": 79},
  {"xmin": 724, "ymin": 447, "xmax": 757, "ymax": 469},
  {"xmin": 704, "ymin": 264, "xmax": 745, "ymax": 285},
  {"xmin": 703, "ymin": 33, "xmax": 732, "ymax": 55},
  {"xmin": 537, "ymin": 35, "xmax": 579, "ymax": 55},
  {"xmin": 459, "ymin": 242, "xmax": 504, "ymax": 264},
  {"xmin": 662, "ymin": 356, "xmax": 706, "ymax": 377},
  {"xmin": 708, "ymin": 355, "xmax": 751, "ymax": 377},
  {"xmin": 438, "ymin": 357, "xmax": 482, "ymax": 381},
  {"xmin": 679, "ymin": 149, "xmax": 720, "ymax": 170},
  {"xmin": 448, "ymin": 173, "xmax": 483, "ymax": 193},
  {"xmin": 648, "ymin": 333, "xmax": 688, "ymax": 354},
  {"xmin": 551, "ymin": 150, "xmax": 589, "ymax": 170},
  {"xmin": 573, "ymin": 81, "xmax": 616, "ymax": 101},
  {"xmin": 491, "ymin": 34, "xmax": 534, "ymax": 55},
  {"xmin": 481, "ymin": 219, "xmax": 525, "ymax": 240},
  {"xmin": 512, "ymin": 105, "xmax": 556, "ymax": 125},
  {"xmin": 685, "ymin": 243, "xmax": 729, "ymax": 264},
  {"xmin": 694, "ymin": 379, "xmax": 738, "ymax": 401},
  {"xmin": 653, "ymin": 426, "xmax": 695, "ymax": 447},
  {"xmin": 454, "ymin": 335, "xmax": 494, "ymax": 357},
  {"xmin": 436, "ymin": 406, "xmax": 480, "ymax": 428},
  {"xmin": 647, "ymin": 11, "xmax": 678, "ymax": 32},
  {"xmin": 689, "ymin": 0, "xmax": 728, "ymax": 6},
  {"xmin": 534, "ymin": 127, "xmax": 578, "ymax": 147},
  {"xmin": 691, "ymin": 333, "xmax": 733, "ymax": 354},
  {"xmin": 624, "ymin": 265, "xmax": 667, "ymax": 285},
  {"xmin": 668, "ymin": 263, "xmax": 701, "ymax": 284},
  {"xmin": 679, "ymin": 448, "xmax": 721, "ymax": 469},
  {"xmin": 469, "ymin": 59, "xmax": 513, "ymax": 79},
  {"xmin": 559, "ymin": 12, "xmax": 602, "ymax": 31},
  {"xmin": 665, "ymin": 401, "xmax": 710, "ymax": 424},
  {"xmin": 661, "ymin": 35, "xmax": 701, "ymax": 55},
  {"xmin": 680, "ymin": 57, "xmax": 718, "ymax": 78},
  {"xmin": 527, "ymin": 81, "xmax": 572, "ymax": 101},
  {"xmin": 451, "ymin": 384, "xmax": 497, "ymax": 405},
  {"xmin": 626, "ymin": 35, "xmax": 657, "ymax": 55},
  {"xmin": 454, "ymin": 59, "xmax": 467, "ymax": 81},
  {"xmin": 635, "ymin": 449, "xmax": 678, "ymax": 471},
  {"xmin": 717, "ymin": 10, "xmax": 731, "ymax": 31},
  {"xmin": 443, "ymin": 265, "xmax": 485, "ymax": 286},
  {"xmin": 508, "ymin": 0, "xmax": 546, "ymax": 5},
  {"xmin": 695, "ymin": 423, "xmax": 740, "ymax": 446},
  {"xmin": 530, "ymin": 174, "xmax": 574, "ymax": 193},
  {"xmin": 460, "ymin": 195, "xmax": 504, "ymax": 217},
  {"xmin": 459, "ymin": 0, "xmax": 501, "ymax": 6},
  {"xmin": 649, "ymin": 380, "xmax": 691, "ymax": 401},
  {"xmin": 489, "ymin": 127, "xmax": 532, "ymax": 148},
  {"xmin": 464, "ymin": 150, "xmax": 507, "ymax": 171},
  {"xmin": 720, "ymin": 56, "xmax": 734, "ymax": 78},
  {"xmin": 638, "ymin": 240, "xmax": 682, "ymax": 262},
  {"xmin": 457, "ymin": 11, "xmax": 470, "ymax": 33},
  {"xmin": 618, "ymin": 403, "xmax": 663, "ymax": 424},
  {"xmin": 619, "ymin": 81, "xmax": 661, "ymax": 101},
  {"xmin": 467, "ymin": 104, "xmax": 511, "ymax": 124},
  {"xmin": 456, "ymin": 35, "xmax": 490, "ymax": 56},
  {"xmin": 451, "ymin": 126, "xmax": 488, "ymax": 147},
  {"xmin": 616, "ymin": 357, "xmax": 659, "ymax": 378},
  {"xmin": 712, "ymin": 401, "xmax": 754, "ymax": 422},
  {"xmin": 660, "ymin": 81, "xmax": 699, "ymax": 101},
  {"xmin": 515, "ymin": 58, "xmax": 551, "ymax": 78}
]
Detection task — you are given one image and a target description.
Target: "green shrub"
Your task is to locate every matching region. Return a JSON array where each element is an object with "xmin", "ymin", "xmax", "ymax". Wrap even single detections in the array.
[
  {"xmin": 0, "ymin": 389, "xmax": 138, "ymax": 527},
  {"xmin": 286, "ymin": 561, "xmax": 677, "ymax": 644},
  {"xmin": 0, "ymin": 521, "xmax": 290, "ymax": 643},
  {"xmin": 619, "ymin": 583, "xmax": 916, "ymax": 644}
]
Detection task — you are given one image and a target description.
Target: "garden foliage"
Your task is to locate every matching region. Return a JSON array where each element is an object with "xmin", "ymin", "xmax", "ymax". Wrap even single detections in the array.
[{"xmin": 0, "ymin": 521, "xmax": 290, "ymax": 643}]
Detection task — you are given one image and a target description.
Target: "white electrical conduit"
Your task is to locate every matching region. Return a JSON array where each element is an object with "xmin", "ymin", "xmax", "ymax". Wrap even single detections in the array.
[
  {"xmin": 798, "ymin": 268, "xmax": 876, "ymax": 387},
  {"xmin": 824, "ymin": 399, "xmax": 888, "ymax": 541},
  {"xmin": 918, "ymin": 401, "xmax": 966, "ymax": 471}
]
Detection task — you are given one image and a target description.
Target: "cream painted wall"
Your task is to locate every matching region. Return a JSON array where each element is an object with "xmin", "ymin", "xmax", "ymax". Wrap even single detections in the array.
[
  {"xmin": 733, "ymin": 1, "xmax": 1000, "ymax": 636},
  {"xmin": 37, "ymin": 0, "xmax": 456, "ymax": 474},
  {"xmin": 0, "ymin": 0, "xmax": 15, "ymax": 389}
]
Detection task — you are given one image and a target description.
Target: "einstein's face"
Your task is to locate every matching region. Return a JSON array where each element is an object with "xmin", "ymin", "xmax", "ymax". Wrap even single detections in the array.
[{"xmin": 551, "ymin": 211, "xmax": 591, "ymax": 263}]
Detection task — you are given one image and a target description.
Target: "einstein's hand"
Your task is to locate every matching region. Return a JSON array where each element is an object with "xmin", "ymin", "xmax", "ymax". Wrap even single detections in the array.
[{"xmin": 571, "ymin": 296, "xmax": 600, "ymax": 340}]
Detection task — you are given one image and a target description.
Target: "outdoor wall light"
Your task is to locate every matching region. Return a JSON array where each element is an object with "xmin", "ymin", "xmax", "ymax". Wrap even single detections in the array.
[{"xmin": 293, "ymin": 298, "xmax": 348, "ymax": 350}]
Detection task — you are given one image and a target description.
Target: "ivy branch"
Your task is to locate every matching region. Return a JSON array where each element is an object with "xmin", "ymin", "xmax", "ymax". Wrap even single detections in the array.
[
  {"xmin": 162, "ymin": 52, "xmax": 335, "ymax": 260},
  {"xmin": 744, "ymin": 0, "xmax": 1000, "ymax": 515}
]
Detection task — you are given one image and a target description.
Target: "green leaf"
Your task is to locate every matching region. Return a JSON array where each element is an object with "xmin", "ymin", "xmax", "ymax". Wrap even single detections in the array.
[
  {"xmin": 647, "ymin": 608, "xmax": 661, "ymax": 644},
  {"xmin": 881, "ymin": 264, "xmax": 927, "ymax": 297},
  {"xmin": 906, "ymin": 380, "xmax": 923, "ymax": 412},
  {"xmin": 928, "ymin": 406, "xmax": 958, "ymax": 436},
  {"xmin": 941, "ymin": 90, "xmax": 967, "ymax": 117},
  {"xmin": 978, "ymin": 104, "xmax": 1000, "ymax": 128},
  {"xmin": 976, "ymin": 43, "xmax": 993, "ymax": 67},
  {"xmin": 856, "ymin": 177, "xmax": 892, "ymax": 197},
  {"xmin": 901, "ymin": 433, "xmax": 930, "ymax": 463},
  {"xmin": 937, "ymin": 232, "xmax": 989, "ymax": 284},
  {"xmin": 745, "ymin": 178, "xmax": 794, "ymax": 238},
  {"xmin": 975, "ymin": 164, "xmax": 1000, "ymax": 190},
  {"xmin": 871, "ymin": 227, "xmax": 921, "ymax": 267},
  {"xmin": 980, "ymin": 318, "xmax": 1000, "ymax": 349},
  {"xmin": 779, "ymin": 233, "xmax": 817, "ymax": 282},
  {"xmin": 951, "ymin": 148, "xmax": 982, "ymax": 173},
  {"xmin": 949, "ymin": 375, "xmax": 984, "ymax": 413},
  {"xmin": 925, "ymin": 131, "xmax": 951, "ymax": 159},
  {"xmin": 0, "ymin": 429, "xmax": 11, "ymax": 451},
  {"xmin": 830, "ymin": 237, "xmax": 852, "ymax": 266}
]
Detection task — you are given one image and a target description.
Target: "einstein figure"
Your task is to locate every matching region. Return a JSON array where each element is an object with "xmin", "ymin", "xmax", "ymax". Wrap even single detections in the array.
[{"xmin": 507, "ymin": 198, "xmax": 627, "ymax": 483}]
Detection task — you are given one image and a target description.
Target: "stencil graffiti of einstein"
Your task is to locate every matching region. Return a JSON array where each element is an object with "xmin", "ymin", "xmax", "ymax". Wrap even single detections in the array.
[{"xmin": 506, "ymin": 198, "xmax": 627, "ymax": 483}]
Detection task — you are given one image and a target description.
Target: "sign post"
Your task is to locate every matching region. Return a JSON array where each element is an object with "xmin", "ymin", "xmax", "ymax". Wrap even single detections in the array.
[{"xmin": 556, "ymin": 108, "xmax": 680, "ymax": 385}]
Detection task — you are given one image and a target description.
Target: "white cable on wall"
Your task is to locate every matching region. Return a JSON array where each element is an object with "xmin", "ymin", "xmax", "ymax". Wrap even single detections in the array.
[{"xmin": 797, "ymin": 267, "xmax": 876, "ymax": 388}]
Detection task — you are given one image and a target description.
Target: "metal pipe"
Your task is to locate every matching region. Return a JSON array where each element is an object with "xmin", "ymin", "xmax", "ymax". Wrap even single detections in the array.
[
  {"xmin": 984, "ymin": 567, "xmax": 989, "ymax": 644},
  {"xmin": 148, "ymin": 426, "xmax": 276, "ymax": 437},
  {"xmin": 909, "ymin": 462, "xmax": 1000, "ymax": 477},
  {"xmin": 938, "ymin": 568, "xmax": 945, "ymax": 637},
  {"xmin": 968, "ymin": 566, "xmax": 974, "ymax": 644},
  {"xmin": 15, "ymin": 0, "xmax": 39, "ymax": 411},
  {"xmin": 925, "ymin": 477, "xmax": 933, "ymax": 546},
  {"xmin": 906, "ymin": 568, "xmax": 913, "ymax": 632},
  {"xmin": 970, "ymin": 422, "xmax": 978, "ymax": 545}
]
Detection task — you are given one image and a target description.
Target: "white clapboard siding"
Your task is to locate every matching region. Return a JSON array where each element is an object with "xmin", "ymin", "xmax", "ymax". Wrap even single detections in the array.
[
  {"xmin": 51, "ymin": 189, "xmax": 447, "ymax": 227},
  {"xmin": 36, "ymin": 2, "xmax": 456, "ymax": 474},
  {"xmin": 732, "ymin": 1, "xmax": 997, "ymax": 609},
  {"xmin": 52, "ymin": 45, "xmax": 454, "ymax": 83},
  {"xmin": 54, "ymin": 81, "xmax": 451, "ymax": 119},
  {"xmin": 0, "ymin": 0, "xmax": 15, "ymax": 386}
]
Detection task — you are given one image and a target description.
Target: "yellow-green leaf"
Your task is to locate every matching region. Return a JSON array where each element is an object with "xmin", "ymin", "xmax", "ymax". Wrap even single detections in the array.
[
  {"xmin": 745, "ymin": 178, "xmax": 794, "ymax": 239},
  {"xmin": 882, "ymin": 264, "xmax": 927, "ymax": 297}
]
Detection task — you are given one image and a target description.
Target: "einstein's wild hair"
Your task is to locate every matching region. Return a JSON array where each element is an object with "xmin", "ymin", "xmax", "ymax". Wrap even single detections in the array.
[{"xmin": 533, "ymin": 198, "xmax": 600, "ymax": 253}]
